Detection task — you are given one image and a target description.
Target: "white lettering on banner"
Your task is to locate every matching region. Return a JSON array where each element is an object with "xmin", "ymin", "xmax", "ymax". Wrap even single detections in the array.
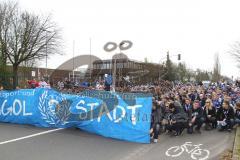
[
  {"xmin": 96, "ymin": 104, "xmax": 141, "ymax": 124},
  {"xmin": 75, "ymin": 101, "xmax": 101, "ymax": 120},
  {"xmin": 98, "ymin": 103, "xmax": 113, "ymax": 122},
  {"xmin": 0, "ymin": 99, "xmax": 32, "ymax": 116},
  {"xmin": 12, "ymin": 99, "xmax": 22, "ymax": 115},
  {"xmin": 127, "ymin": 105, "xmax": 142, "ymax": 125},
  {"xmin": 74, "ymin": 100, "xmax": 142, "ymax": 124},
  {"xmin": 23, "ymin": 101, "xmax": 32, "ymax": 116},
  {"xmin": 76, "ymin": 100, "xmax": 85, "ymax": 109},
  {"xmin": 0, "ymin": 90, "xmax": 35, "ymax": 99},
  {"xmin": 79, "ymin": 107, "xmax": 87, "ymax": 120},
  {"xmin": 79, "ymin": 110, "xmax": 87, "ymax": 120},
  {"xmin": 113, "ymin": 105, "xmax": 126, "ymax": 123},
  {"xmin": 1, "ymin": 100, "xmax": 10, "ymax": 116},
  {"xmin": 87, "ymin": 103, "xmax": 99, "ymax": 121},
  {"xmin": 76, "ymin": 100, "xmax": 88, "ymax": 120}
]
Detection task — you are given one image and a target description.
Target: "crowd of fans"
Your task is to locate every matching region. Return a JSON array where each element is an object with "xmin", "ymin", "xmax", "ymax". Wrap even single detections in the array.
[
  {"xmin": 0, "ymin": 78, "xmax": 52, "ymax": 90},
  {"xmin": 52, "ymin": 77, "xmax": 240, "ymax": 145},
  {"xmin": 54, "ymin": 78, "xmax": 174, "ymax": 94},
  {"xmin": 150, "ymin": 81, "xmax": 240, "ymax": 143},
  {"xmin": 26, "ymin": 78, "xmax": 51, "ymax": 89}
]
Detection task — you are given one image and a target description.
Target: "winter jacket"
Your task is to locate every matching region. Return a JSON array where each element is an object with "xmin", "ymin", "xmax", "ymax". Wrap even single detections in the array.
[
  {"xmin": 171, "ymin": 106, "xmax": 188, "ymax": 123},
  {"xmin": 203, "ymin": 107, "xmax": 216, "ymax": 119},
  {"xmin": 235, "ymin": 109, "xmax": 240, "ymax": 119},
  {"xmin": 183, "ymin": 104, "xmax": 192, "ymax": 120},
  {"xmin": 216, "ymin": 107, "xmax": 235, "ymax": 121},
  {"xmin": 191, "ymin": 107, "xmax": 203, "ymax": 119}
]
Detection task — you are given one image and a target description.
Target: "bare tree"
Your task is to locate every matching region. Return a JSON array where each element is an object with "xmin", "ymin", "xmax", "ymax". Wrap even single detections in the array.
[
  {"xmin": 230, "ymin": 41, "xmax": 240, "ymax": 69},
  {"xmin": 0, "ymin": 1, "xmax": 17, "ymax": 65},
  {"xmin": 0, "ymin": 2, "xmax": 18, "ymax": 88},
  {"xmin": 0, "ymin": 1, "xmax": 60, "ymax": 88},
  {"xmin": 177, "ymin": 62, "xmax": 187, "ymax": 82}
]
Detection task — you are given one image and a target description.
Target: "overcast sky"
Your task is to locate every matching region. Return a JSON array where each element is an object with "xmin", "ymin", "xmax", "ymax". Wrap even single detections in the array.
[{"xmin": 18, "ymin": 0, "xmax": 240, "ymax": 78}]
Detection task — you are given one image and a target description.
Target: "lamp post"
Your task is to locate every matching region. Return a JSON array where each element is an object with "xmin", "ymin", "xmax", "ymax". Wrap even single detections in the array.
[
  {"xmin": 45, "ymin": 31, "xmax": 48, "ymax": 79},
  {"xmin": 43, "ymin": 29, "xmax": 51, "ymax": 80},
  {"xmin": 72, "ymin": 40, "xmax": 75, "ymax": 82}
]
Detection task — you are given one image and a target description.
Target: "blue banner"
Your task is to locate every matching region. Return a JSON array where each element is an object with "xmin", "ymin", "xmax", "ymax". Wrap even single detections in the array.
[{"xmin": 0, "ymin": 88, "xmax": 152, "ymax": 143}]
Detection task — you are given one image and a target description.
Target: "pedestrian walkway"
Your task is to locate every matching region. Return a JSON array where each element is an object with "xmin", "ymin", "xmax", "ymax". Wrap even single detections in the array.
[{"xmin": 232, "ymin": 127, "xmax": 240, "ymax": 160}]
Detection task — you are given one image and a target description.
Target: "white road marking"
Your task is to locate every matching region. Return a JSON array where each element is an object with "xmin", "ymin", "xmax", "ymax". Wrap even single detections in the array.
[
  {"xmin": 166, "ymin": 142, "xmax": 210, "ymax": 160},
  {"xmin": 0, "ymin": 128, "xmax": 64, "ymax": 145}
]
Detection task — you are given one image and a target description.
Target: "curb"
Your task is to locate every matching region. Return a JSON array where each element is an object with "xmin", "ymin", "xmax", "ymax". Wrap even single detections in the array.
[{"xmin": 232, "ymin": 126, "xmax": 240, "ymax": 160}]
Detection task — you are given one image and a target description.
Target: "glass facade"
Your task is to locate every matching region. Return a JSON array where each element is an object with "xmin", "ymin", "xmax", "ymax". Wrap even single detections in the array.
[{"xmin": 93, "ymin": 60, "xmax": 143, "ymax": 70}]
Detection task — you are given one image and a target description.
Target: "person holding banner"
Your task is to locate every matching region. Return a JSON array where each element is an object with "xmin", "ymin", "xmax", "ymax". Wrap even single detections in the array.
[{"xmin": 150, "ymin": 99, "xmax": 163, "ymax": 143}]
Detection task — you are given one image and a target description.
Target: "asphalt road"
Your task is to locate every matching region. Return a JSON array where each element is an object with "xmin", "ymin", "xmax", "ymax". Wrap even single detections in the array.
[{"xmin": 0, "ymin": 123, "xmax": 235, "ymax": 160}]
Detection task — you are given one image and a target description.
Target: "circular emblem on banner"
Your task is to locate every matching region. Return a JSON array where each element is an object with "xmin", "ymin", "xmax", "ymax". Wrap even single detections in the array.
[{"xmin": 38, "ymin": 90, "xmax": 71, "ymax": 126}]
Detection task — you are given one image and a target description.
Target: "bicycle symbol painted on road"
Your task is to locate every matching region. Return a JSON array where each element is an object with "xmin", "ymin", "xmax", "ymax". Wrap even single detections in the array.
[{"xmin": 165, "ymin": 142, "xmax": 210, "ymax": 160}]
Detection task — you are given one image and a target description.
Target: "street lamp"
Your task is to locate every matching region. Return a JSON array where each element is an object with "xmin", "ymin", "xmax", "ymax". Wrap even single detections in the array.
[
  {"xmin": 103, "ymin": 40, "xmax": 133, "ymax": 91},
  {"xmin": 42, "ymin": 29, "xmax": 51, "ymax": 80}
]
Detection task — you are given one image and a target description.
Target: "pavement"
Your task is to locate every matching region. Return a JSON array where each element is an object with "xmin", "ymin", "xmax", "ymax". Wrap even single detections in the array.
[
  {"xmin": 0, "ymin": 122, "xmax": 236, "ymax": 160},
  {"xmin": 232, "ymin": 126, "xmax": 240, "ymax": 160}
]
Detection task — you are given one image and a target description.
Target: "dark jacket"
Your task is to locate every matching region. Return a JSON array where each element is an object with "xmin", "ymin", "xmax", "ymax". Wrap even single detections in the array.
[
  {"xmin": 151, "ymin": 106, "xmax": 163, "ymax": 127},
  {"xmin": 183, "ymin": 104, "xmax": 192, "ymax": 120},
  {"xmin": 200, "ymin": 98, "xmax": 206, "ymax": 108},
  {"xmin": 171, "ymin": 106, "xmax": 188, "ymax": 123},
  {"xmin": 235, "ymin": 109, "xmax": 240, "ymax": 119},
  {"xmin": 216, "ymin": 107, "xmax": 235, "ymax": 121},
  {"xmin": 191, "ymin": 107, "xmax": 203, "ymax": 119},
  {"xmin": 203, "ymin": 107, "xmax": 216, "ymax": 119},
  {"xmin": 188, "ymin": 93, "xmax": 196, "ymax": 102}
]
